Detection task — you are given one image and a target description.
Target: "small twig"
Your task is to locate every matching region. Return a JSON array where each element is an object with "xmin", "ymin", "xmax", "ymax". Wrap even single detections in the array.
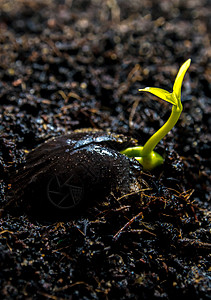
[
  {"xmin": 125, "ymin": 229, "xmax": 156, "ymax": 236},
  {"xmin": 52, "ymin": 245, "xmax": 72, "ymax": 253},
  {"xmin": 37, "ymin": 291, "xmax": 66, "ymax": 300},
  {"xmin": 72, "ymin": 222, "xmax": 85, "ymax": 236},
  {"xmin": 53, "ymin": 281, "xmax": 93, "ymax": 292},
  {"xmin": 177, "ymin": 238, "xmax": 211, "ymax": 250},
  {"xmin": 114, "ymin": 205, "xmax": 131, "ymax": 211},
  {"xmin": 129, "ymin": 99, "xmax": 139, "ymax": 129},
  {"xmin": 116, "ymin": 188, "xmax": 151, "ymax": 202},
  {"xmin": 113, "ymin": 211, "xmax": 143, "ymax": 241}
]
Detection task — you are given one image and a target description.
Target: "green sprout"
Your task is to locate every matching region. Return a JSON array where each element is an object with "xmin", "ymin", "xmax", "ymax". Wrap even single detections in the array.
[{"xmin": 121, "ymin": 59, "xmax": 191, "ymax": 170}]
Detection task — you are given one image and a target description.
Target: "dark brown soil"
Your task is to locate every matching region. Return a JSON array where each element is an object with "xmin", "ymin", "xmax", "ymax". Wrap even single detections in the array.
[{"xmin": 0, "ymin": 0, "xmax": 210, "ymax": 299}]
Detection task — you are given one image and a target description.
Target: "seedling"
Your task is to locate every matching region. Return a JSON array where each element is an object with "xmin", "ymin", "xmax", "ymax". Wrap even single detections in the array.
[{"xmin": 121, "ymin": 59, "xmax": 191, "ymax": 170}]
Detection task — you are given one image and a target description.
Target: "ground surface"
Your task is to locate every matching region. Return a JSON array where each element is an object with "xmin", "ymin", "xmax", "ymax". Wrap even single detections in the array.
[{"xmin": 0, "ymin": 0, "xmax": 210, "ymax": 299}]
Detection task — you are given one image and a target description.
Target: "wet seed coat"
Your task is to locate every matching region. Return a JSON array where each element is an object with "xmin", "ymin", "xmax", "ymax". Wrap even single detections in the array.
[{"xmin": 10, "ymin": 130, "xmax": 142, "ymax": 218}]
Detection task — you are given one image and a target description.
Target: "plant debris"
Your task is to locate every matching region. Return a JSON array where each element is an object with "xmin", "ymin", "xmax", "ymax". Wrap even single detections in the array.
[{"xmin": 0, "ymin": 0, "xmax": 210, "ymax": 299}]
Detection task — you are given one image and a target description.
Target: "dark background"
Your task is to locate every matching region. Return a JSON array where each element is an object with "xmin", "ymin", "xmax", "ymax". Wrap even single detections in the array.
[{"xmin": 0, "ymin": 0, "xmax": 210, "ymax": 299}]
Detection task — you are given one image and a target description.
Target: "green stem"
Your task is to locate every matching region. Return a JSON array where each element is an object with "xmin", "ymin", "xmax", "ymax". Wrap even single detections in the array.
[{"xmin": 140, "ymin": 104, "xmax": 182, "ymax": 157}]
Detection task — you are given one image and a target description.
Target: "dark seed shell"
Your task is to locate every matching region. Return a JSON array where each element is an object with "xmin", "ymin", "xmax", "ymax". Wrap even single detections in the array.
[{"xmin": 9, "ymin": 130, "xmax": 142, "ymax": 219}]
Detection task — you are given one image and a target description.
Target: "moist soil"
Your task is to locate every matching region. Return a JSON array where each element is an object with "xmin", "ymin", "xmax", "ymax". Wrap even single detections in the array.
[{"xmin": 0, "ymin": 0, "xmax": 210, "ymax": 299}]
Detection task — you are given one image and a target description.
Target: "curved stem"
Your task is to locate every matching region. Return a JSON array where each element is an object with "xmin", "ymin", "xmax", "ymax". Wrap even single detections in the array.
[{"xmin": 140, "ymin": 104, "xmax": 182, "ymax": 157}]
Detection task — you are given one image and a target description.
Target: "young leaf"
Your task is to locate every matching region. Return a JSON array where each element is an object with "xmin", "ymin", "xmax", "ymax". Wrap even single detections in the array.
[
  {"xmin": 138, "ymin": 87, "xmax": 176, "ymax": 105},
  {"xmin": 173, "ymin": 58, "xmax": 191, "ymax": 104}
]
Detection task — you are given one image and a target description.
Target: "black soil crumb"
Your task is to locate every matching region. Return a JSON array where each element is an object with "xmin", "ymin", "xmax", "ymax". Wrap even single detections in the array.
[{"xmin": 0, "ymin": 0, "xmax": 210, "ymax": 299}]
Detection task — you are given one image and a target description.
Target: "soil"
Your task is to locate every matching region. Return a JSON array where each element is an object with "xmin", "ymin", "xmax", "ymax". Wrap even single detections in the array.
[{"xmin": 0, "ymin": 0, "xmax": 210, "ymax": 299}]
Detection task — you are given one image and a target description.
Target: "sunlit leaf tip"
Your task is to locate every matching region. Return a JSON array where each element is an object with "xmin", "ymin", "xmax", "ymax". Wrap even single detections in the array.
[{"xmin": 173, "ymin": 58, "xmax": 191, "ymax": 102}]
